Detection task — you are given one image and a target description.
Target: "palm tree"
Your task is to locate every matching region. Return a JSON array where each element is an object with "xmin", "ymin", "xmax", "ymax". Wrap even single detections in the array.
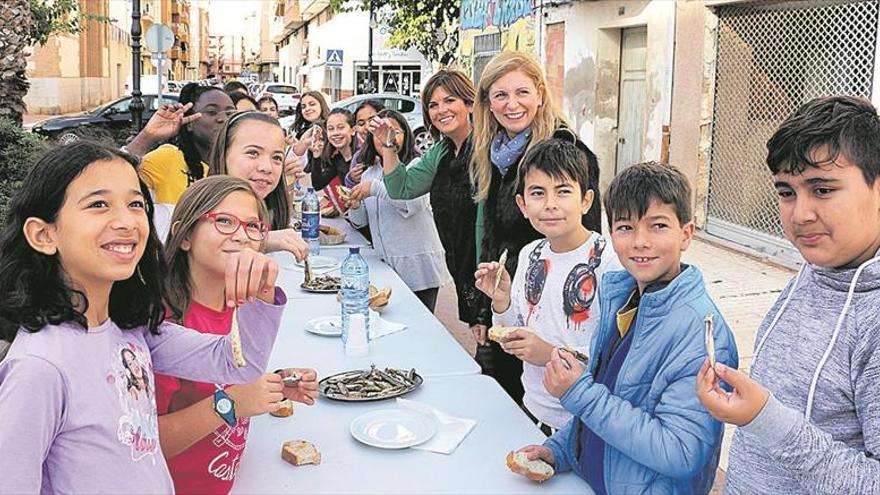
[{"xmin": 0, "ymin": 1, "xmax": 33, "ymax": 127}]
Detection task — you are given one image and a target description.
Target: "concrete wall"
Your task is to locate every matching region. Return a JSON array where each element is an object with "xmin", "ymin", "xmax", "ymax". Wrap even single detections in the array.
[
  {"xmin": 25, "ymin": 21, "xmax": 132, "ymax": 114},
  {"xmin": 542, "ymin": 0, "xmax": 675, "ymax": 194},
  {"xmin": 669, "ymin": 0, "xmax": 715, "ymax": 227}
]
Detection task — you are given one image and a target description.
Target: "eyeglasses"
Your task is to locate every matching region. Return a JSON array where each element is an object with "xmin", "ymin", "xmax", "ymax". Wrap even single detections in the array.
[{"xmin": 201, "ymin": 212, "xmax": 269, "ymax": 241}]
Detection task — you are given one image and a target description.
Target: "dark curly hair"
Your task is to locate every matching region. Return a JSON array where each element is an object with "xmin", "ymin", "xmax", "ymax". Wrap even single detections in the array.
[
  {"xmin": 177, "ymin": 83, "xmax": 228, "ymax": 184},
  {"xmin": 0, "ymin": 141, "xmax": 167, "ymax": 341}
]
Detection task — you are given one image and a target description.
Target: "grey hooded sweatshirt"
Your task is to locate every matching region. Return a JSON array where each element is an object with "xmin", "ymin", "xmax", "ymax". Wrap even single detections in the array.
[{"xmin": 725, "ymin": 257, "xmax": 880, "ymax": 494}]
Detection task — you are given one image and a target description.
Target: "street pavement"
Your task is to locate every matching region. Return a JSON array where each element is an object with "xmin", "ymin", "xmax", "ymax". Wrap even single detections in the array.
[{"xmin": 433, "ymin": 233, "xmax": 796, "ymax": 483}]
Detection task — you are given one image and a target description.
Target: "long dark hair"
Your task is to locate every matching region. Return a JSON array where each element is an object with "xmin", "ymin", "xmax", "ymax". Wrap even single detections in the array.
[
  {"xmin": 207, "ymin": 111, "xmax": 291, "ymax": 231},
  {"xmin": 0, "ymin": 141, "xmax": 167, "ymax": 341},
  {"xmin": 177, "ymin": 83, "xmax": 226, "ymax": 184},
  {"xmin": 359, "ymin": 109, "xmax": 416, "ymax": 169},
  {"xmin": 291, "ymin": 91, "xmax": 330, "ymax": 138}
]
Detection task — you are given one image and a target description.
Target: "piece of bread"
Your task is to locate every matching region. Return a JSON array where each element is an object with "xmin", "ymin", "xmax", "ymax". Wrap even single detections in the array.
[
  {"xmin": 281, "ymin": 440, "xmax": 321, "ymax": 466},
  {"xmin": 270, "ymin": 399, "xmax": 295, "ymax": 418},
  {"xmin": 488, "ymin": 325, "xmax": 533, "ymax": 343},
  {"xmin": 506, "ymin": 451, "xmax": 554, "ymax": 482}
]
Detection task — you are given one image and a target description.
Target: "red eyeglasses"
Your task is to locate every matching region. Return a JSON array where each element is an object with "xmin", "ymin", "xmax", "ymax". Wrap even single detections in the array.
[{"xmin": 201, "ymin": 212, "xmax": 269, "ymax": 241}]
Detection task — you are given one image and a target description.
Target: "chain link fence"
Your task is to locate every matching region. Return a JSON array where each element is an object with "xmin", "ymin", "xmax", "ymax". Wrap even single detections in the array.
[{"xmin": 707, "ymin": 0, "xmax": 878, "ymax": 244}]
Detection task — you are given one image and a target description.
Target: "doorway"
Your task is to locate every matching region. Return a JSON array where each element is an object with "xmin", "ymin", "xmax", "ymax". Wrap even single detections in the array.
[{"xmin": 615, "ymin": 26, "xmax": 647, "ymax": 173}]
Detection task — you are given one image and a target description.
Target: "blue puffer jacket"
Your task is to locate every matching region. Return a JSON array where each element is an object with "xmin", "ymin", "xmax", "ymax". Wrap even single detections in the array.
[{"xmin": 545, "ymin": 266, "xmax": 738, "ymax": 494}]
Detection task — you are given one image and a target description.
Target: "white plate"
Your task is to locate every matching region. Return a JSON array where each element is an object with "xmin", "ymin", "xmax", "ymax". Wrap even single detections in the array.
[
  {"xmin": 304, "ymin": 316, "xmax": 342, "ymax": 336},
  {"xmin": 290, "ymin": 255, "xmax": 340, "ymax": 271},
  {"xmin": 350, "ymin": 409, "xmax": 438, "ymax": 449}
]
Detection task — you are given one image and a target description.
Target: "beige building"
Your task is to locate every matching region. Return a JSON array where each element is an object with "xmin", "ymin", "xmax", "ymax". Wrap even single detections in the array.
[
  {"xmin": 24, "ymin": 1, "xmax": 131, "ymax": 114},
  {"xmin": 140, "ymin": 0, "xmax": 193, "ymax": 80}
]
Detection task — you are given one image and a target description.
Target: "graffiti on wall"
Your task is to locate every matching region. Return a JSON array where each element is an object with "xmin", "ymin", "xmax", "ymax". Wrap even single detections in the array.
[
  {"xmin": 460, "ymin": 0, "xmax": 534, "ymax": 30},
  {"xmin": 458, "ymin": 0, "xmax": 535, "ymax": 78}
]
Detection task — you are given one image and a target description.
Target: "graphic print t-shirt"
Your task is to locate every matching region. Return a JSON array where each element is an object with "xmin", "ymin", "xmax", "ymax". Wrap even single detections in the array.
[{"xmin": 493, "ymin": 233, "xmax": 623, "ymax": 428}]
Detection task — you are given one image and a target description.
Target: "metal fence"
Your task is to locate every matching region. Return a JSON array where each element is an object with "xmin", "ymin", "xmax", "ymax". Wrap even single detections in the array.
[{"xmin": 707, "ymin": 0, "xmax": 878, "ymax": 259}]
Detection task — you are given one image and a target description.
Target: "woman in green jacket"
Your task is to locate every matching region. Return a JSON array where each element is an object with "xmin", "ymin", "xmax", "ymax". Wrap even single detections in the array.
[{"xmin": 379, "ymin": 69, "xmax": 487, "ymax": 345}]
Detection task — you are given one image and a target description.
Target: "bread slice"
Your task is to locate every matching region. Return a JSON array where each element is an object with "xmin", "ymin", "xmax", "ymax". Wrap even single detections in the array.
[
  {"xmin": 270, "ymin": 399, "xmax": 295, "ymax": 418},
  {"xmin": 506, "ymin": 451, "xmax": 554, "ymax": 482},
  {"xmin": 281, "ymin": 440, "xmax": 321, "ymax": 466},
  {"xmin": 488, "ymin": 325, "xmax": 533, "ymax": 343}
]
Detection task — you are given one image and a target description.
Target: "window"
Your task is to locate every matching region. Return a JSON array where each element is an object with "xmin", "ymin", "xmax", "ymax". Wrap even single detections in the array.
[
  {"xmin": 266, "ymin": 84, "xmax": 298, "ymax": 94},
  {"xmin": 473, "ymin": 32, "xmax": 501, "ymax": 83}
]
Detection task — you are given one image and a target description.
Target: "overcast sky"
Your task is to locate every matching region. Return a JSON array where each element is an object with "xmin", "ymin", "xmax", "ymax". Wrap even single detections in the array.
[{"xmin": 209, "ymin": 0, "xmax": 263, "ymax": 35}]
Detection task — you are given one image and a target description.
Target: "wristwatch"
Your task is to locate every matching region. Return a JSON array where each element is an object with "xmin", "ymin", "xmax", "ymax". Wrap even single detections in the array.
[{"xmin": 213, "ymin": 390, "xmax": 237, "ymax": 427}]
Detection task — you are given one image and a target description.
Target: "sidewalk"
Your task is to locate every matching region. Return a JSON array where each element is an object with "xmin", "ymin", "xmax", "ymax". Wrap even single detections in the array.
[{"xmin": 433, "ymin": 234, "xmax": 795, "ymax": 475}]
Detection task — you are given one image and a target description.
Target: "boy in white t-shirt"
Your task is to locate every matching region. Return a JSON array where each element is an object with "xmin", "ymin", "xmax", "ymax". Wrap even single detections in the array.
[{"xmin": 475, "ymin": 138, "xmax": 622, "ymax": 433}]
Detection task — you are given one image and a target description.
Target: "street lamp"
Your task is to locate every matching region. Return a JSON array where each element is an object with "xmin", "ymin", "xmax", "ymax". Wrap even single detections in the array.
[
  {"xmin": 367, "ymin": 3, "xmax": 376, "ymax": 94},
  {"xmin": 130, "ymin": 0, "xmax": 144, "ymax": 137}
]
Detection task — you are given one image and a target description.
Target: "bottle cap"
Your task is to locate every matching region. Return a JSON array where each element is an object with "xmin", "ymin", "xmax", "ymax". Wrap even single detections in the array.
[
  {"xmin": 307, "ymin": 187, "xmax": 315, "ymax": 193},
  {"xmin": 349, "ymin": 247, "xmax": 360, "ymax": 254}
]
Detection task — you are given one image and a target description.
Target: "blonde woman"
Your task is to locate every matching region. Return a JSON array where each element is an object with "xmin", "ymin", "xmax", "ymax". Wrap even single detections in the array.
[{"xmin": 469, "ymin": 51, "xmax": 602, "ymax": 403}]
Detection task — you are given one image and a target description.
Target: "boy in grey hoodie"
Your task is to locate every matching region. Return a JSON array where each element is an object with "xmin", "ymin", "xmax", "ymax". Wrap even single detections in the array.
[{"xmin": 696, "ymin": 95, "xmax": 880, "ymax": 494}]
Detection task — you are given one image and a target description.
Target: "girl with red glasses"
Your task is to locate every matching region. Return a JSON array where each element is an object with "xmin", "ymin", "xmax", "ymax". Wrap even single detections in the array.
[{"xmin": 155, "ymin": 176, "xmax": 318, "ymax": 494}]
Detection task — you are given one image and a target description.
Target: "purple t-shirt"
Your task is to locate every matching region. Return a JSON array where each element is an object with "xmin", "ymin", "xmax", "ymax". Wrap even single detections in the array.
[{"xmin": 0, "ymin": 289, "xmax": 286, "ymax": 494}]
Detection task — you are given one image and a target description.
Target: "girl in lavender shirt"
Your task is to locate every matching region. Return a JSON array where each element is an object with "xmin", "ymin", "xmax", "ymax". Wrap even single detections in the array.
[{"xmin": 0, "ymin": 142, "xmax": 290, "ymax": 494}]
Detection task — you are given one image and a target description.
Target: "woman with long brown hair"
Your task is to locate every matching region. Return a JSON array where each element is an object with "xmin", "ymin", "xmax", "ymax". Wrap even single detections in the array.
[{"xmin": 378, "ymin": 68, "xmax": 486, "ymax": 351}]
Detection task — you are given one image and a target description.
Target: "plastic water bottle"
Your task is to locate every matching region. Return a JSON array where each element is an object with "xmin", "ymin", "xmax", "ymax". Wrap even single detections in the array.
[
  {"xmin": 340, "ymin": 247, "xmax": 370, "ymax": 345},
  {"xmin": 302, "ymin": 187, "xmax": 320, "ymax": 256}
]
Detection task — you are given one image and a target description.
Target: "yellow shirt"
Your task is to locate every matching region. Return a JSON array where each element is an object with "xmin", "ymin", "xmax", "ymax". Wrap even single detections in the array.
[
  {"xmin": 616, "ymin": 290, "xmax": 639, "ymax": 338},
  {"xmin": 138, "ymin": 144, "xmax": 208, "ymax": 205}
]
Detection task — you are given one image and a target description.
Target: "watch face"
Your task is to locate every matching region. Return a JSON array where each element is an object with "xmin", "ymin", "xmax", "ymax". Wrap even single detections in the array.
[{"xmin": 217, "ymin": 398, "xmax": 233, "ymax": 414}]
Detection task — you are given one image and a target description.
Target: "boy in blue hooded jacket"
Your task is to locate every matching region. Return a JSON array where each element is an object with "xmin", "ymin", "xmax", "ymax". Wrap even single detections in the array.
[{"xmin": 514, "ymin": 162, "xmax": 738, "ymax": 494}]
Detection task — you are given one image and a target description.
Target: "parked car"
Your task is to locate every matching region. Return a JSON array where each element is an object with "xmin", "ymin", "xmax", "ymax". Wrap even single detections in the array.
[
  {"xmin": 31, "ymin": 93, "xmax": 180, "ymax": 146},
  {"xmin": 257, "ymin": 83, "xmax": 300, "ymax": 113},
  {"xmin": 166, "ymin": 81, "xmax": 183, "ymax": 93}
]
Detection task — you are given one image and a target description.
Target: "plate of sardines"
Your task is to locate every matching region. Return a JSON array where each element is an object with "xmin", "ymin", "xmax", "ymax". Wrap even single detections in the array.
[
  {"xmin": 300, "ymin": 275, "xmax": 341, "ymax": 293},
  {"xmin": 319, "ymin": 365, "xmax": 423, "ymax": 402}
]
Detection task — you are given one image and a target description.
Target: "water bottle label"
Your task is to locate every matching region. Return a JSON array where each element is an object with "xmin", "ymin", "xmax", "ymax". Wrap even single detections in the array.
[{"xmin": 302, "ymin": 212, "xmax": 319, "ymax": 239}]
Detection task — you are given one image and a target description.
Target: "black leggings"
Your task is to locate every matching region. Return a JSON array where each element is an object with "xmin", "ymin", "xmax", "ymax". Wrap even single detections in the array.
[
  {"xmin": 414, "ymin": 287, "xmax": 439, "ymax": 312},
  {"xmin": 475, "ymin": 340, "xmax": 525, "ymax": 404}
]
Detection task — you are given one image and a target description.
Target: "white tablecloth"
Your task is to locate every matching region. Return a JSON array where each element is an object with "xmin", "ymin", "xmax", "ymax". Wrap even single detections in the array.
[{"xmin": 232, "ymin": 374, "xmax": 593, "ymax": 494}]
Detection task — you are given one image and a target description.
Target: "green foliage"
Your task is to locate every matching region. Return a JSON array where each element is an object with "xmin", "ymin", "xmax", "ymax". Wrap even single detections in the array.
[
  {"xmin": 0, "ymin": 119, "xmax": 48, "ymax": 230},
  {"xmin": 330, "ymin": 0, "xmax": 460, "ymax": 65},
  {"xmin": 28, "ymin": 0, "xmax": 111, "ymax": 46}
]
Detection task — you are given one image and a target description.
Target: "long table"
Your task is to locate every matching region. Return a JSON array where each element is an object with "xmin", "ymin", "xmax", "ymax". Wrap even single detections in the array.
[
  {"xmin": 233, "ymin": 375, "xmax": 592, "ymax": 494},
  {"xmin": 233, "ymin": 218, "xmax": 593, "ymax": 494}
]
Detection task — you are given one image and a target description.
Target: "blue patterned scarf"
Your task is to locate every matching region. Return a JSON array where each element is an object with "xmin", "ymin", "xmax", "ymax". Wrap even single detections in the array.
[{"xmin": 490, "ymin": 128, "xmax": 532, "ymax": 177}]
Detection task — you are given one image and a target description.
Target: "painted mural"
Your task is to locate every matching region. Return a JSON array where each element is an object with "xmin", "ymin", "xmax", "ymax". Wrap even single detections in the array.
[{"xmin": 458, "ymin": 0, "xmax": 536, "ymax": 80}]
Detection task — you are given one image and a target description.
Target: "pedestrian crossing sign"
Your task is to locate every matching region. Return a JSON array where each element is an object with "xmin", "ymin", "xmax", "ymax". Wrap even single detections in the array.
[{"xmin": 326, "ymin": 49, "xmax": 344, "ymax": 67}]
